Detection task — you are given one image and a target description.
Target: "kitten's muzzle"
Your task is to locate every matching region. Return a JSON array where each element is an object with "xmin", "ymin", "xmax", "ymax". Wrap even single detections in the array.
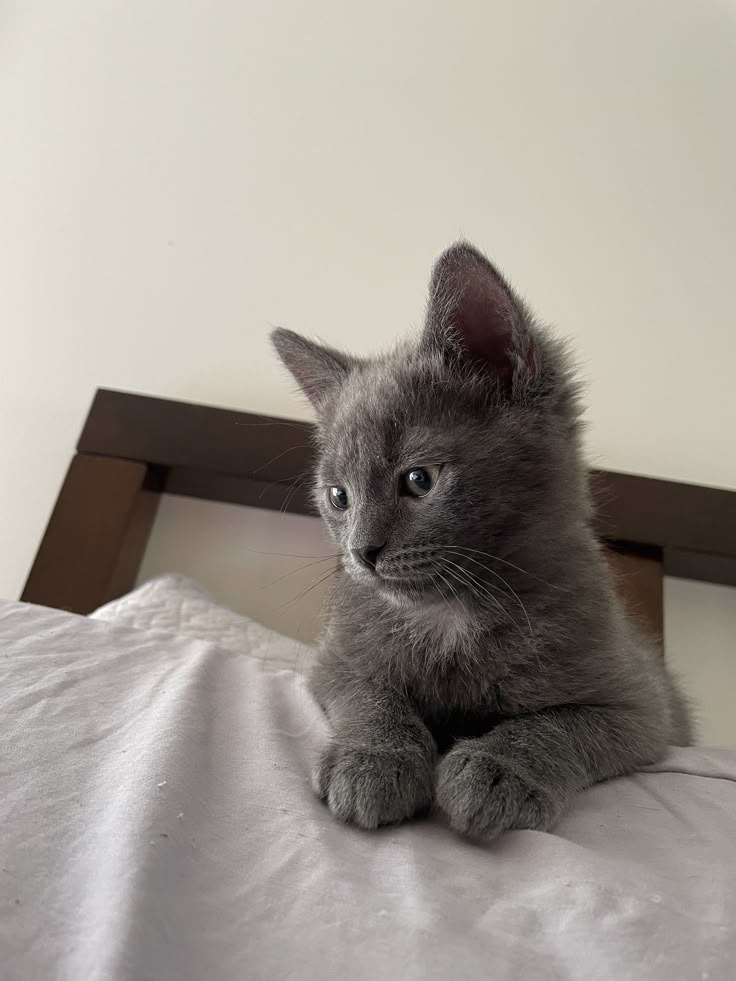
[{"xmin": 351, "ymin": 543, "xmax": 385, "ymax": 572}]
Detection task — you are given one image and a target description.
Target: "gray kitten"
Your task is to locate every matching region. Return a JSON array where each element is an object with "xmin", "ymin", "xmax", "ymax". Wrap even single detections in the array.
[{"xmin": 271, "ymin": 242, "xmax": 691, "ymax": 837}]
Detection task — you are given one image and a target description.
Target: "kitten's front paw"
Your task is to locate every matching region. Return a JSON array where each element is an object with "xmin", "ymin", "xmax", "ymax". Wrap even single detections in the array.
[
  {"xmin": 435, "ymin": 742, "xmax": 563, "ymax": 838},
  {"xmin": 313, "ymin": 741, "xmax": 434, "ymax": 830}
]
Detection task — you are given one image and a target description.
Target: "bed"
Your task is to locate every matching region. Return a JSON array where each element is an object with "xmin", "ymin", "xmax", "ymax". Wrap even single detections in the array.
[{"xmin": 3, "ymin": 388, "xmax": 736, "ymax": 980}]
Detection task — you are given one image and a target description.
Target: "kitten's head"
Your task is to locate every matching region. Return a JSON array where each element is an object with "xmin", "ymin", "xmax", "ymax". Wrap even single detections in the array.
[{"xmin": 272, "ymin": 242, "xmax": 585, "ymax": 607}]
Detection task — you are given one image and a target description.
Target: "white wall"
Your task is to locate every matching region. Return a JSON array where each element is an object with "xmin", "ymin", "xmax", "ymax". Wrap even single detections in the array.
[{"xmin": 2, "ymin": 3, "xmax": 735, "ymax": 737}]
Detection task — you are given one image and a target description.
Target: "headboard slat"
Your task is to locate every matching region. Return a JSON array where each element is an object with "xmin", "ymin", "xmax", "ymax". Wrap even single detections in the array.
[
  {"xmin": 21, "ymin": 388, "xmax": 736, "ymax": 617},
  {"xmin": 22, "ymin": 453, "xmax": 163, "ymax": 614}
]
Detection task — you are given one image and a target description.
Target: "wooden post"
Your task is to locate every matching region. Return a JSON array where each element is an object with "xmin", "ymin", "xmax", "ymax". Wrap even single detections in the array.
[
  {"xmin": 606, "ymin": 545, "xmax": 664, "ymax": 651},
  {"xmin": 21, "ymin": 454, "xmax": 162, "ymax": 614}
]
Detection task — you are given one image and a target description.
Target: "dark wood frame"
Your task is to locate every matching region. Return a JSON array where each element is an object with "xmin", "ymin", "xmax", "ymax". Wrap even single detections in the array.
[{"xmin": 22, "ymin": 389, "xmax": 736, "ymax": 648}]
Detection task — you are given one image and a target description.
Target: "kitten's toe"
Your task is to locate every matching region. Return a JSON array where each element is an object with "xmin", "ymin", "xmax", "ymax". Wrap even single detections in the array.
[
  {"xmin": 313, "ymin": 742, "xmax": 433, "ymax": 830},
  {"xmin": 436, "ymin": 745, "xmax": 562, "ymax": 838}
]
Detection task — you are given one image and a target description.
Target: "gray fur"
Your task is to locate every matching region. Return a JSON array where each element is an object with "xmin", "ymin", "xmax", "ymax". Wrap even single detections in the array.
[{"xmin": 271, "ymin": 241, "xmax": 691, "ymax": 837}]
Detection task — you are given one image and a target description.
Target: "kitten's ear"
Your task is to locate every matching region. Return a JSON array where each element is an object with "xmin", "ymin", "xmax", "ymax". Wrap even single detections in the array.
[
  {"xmin": 271, "ymin": 327, "xmax": 354, "ymax": 409},
  {"xmin": 424, "ymin": 241, "xmax": 535, "ymax": 381}
]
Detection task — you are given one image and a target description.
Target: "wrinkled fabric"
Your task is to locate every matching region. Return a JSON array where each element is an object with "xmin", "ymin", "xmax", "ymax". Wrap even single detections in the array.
[{"xmin": 1, "ymin": 592, "xmax": 735, "ymax": 981}]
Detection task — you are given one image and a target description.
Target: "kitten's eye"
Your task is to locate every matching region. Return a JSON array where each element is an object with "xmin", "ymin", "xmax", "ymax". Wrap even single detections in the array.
[
  {"xmin": 329, "ymin": 486, "xmax": 349, "ymax": 510},
  {"xmin": 402, "ymin": 465, "xmax": 441, "ymax": 498}
]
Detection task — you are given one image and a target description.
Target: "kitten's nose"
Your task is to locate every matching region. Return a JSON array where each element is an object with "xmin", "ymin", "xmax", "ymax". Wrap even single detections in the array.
[{"xmin": 351, "ymin": 543, "xmax": 385, "ymax": 571}]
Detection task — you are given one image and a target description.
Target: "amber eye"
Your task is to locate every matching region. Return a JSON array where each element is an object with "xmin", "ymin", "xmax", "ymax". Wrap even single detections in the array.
[
  {"xmin": 329, "ymin": 486, "xmax": 349, "ymax": 510},
  {"xmin": 402, "ymin": 466, "xmax": 440, "ymax": 497}
]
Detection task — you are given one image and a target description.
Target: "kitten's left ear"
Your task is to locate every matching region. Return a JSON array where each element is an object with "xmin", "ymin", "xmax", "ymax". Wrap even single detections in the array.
[
  {"xmin": 424, "ymin": 241, "xmax": 535, "ymax": 382},
  {"xmin": 271, "ymin": 327, "xmax": 355, "ymax": 410}
]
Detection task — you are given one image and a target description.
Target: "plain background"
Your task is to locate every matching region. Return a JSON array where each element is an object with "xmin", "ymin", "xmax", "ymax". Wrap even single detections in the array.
[{"xmin": 2, "ymin": 1, "xmax": 734, "ymax": 740}]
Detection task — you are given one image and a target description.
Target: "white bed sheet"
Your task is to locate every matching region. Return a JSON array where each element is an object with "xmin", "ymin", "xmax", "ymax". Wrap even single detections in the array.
[
  {"xmin": 1, "ymin": 580, "xmax": 735, "ymax": 981},
  {"xmin": 91, "ymin": 573, "xmax": 311, "ymax": 668}
]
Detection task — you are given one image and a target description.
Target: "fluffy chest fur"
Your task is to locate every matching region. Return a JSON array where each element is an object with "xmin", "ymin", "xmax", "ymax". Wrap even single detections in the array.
[
  {"xmin": 324, "ymin": 582, "xmax": 531, "ymax": 714},
  {"xmin": 391, "ymin": 598, "xmax": 478, "ymax": 658}
]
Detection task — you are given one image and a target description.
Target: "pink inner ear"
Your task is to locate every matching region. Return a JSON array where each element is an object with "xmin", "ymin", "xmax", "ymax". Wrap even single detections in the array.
[{"xmin": 454, "ymin": 277, "xmax": 520, "ymax": 378}]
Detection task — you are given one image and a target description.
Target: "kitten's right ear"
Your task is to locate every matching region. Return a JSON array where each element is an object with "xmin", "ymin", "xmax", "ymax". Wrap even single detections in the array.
[
  {"xmin": 423, "ymin": 241, "xmax": 535, "ymax": 385},
  {"xmin": 271, "ymin": 327, "xmax": 354, "ymax": 409}
]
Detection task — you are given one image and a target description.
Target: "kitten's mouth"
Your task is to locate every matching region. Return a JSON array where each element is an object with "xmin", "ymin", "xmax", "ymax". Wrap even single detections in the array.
[
  {"xmin": 348, "ymin": 555, "xmax": 467, "ymax": 606},
  {"xmin": 347, "ymin": 560, "xmax": 433, "ymax": 599}
]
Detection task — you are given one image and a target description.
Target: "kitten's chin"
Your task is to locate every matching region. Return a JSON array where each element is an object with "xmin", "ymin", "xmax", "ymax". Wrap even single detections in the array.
[
  {"xmin": 379, "ymin": 583, "xmax": 441, "ymax": 610},
  {"xmin": 381, "ymin": 588, "xmax": 420, "ymax": 609}
]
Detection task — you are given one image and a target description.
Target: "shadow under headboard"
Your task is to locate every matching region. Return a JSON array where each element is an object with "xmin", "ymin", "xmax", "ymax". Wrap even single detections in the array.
[{"xmin": 22, "ymin": 389, "xmax": 736, "ymax": 650}]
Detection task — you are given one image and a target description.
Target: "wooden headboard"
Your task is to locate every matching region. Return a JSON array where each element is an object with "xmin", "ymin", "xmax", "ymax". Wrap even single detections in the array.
[{"xmin": 22, "ymin": 389, "xmax": 736, "ymax": 651}]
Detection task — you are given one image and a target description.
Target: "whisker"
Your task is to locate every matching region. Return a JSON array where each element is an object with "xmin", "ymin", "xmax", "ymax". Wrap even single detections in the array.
[
  {"xmin": 458, "ymin": 555, "xmax": 534, "ymax": 634},
  {"xmin": 442, "ymin": 562, "xmax": 542, "ymax": 675},
  {"xmin": 258, "ymin": 554, "xmax": 338, "ymax": 590},
  {"xmin": 436, "ymin": 554, "xmax": 513, "ymax": 599},
  {"xmin": 250, "ymin": 443, "xmax": 313, "ymax": 476},
  {"xmin": 286, "ymin": 568, "xmax": 338, "ymax": 608},
  {"xmin": 441, "ymin": 551, "xmax": 533, "ymax": 636},
  {"xmin": 431, "ymin": 568, "xmax": 465, "ymax": 627},
  {"xmin": 440, "ymin": 559, "xmax": 522, "ymax": 634},
  {"xmin": 257, "ymin": 469, "xmax": 308, "ymax": 501},
  {"xmin": 439, "ymin": 545, "xmax": 565, "ymax": 591},
  {"xmin": 280, "ymin": 472, "xmax": 308, "ymax": 513},
  {"xmin": 439, "ymin": 557, "xmax": 501, "ymax": 604},
  {"xmin": 243, "ymin": 546, "xmax": 341, "ymax": 560},
  {"xmin": 234, "ymin": 420, "xmax": 312, "ymax": 433},
  {"xmin": 269, "ymin": 567, "xmax": 338, "ymax": 613}
]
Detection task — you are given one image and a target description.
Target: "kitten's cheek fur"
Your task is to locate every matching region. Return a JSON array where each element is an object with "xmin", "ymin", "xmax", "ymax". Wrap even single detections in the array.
[
  {"xmin": 435, "ymin": 744, "xmax": 563, "ymax": 838},
  {"xmin": 312, "ymin": 741, "xmax": 435, "ymax": 830}
]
